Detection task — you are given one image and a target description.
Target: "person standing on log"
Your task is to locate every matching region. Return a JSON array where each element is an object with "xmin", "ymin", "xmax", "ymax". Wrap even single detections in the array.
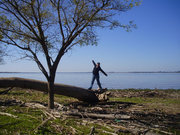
[{"xmin": 88, "ymin": 60, "xmax": 108, "ymax": 91}]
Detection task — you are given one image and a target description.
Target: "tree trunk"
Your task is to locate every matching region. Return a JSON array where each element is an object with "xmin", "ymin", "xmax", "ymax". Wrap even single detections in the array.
[
  {"xmin": 0, "ymin": 77, "xmax": 99, "ymax": 102},
  {"xmin": 48, "ymin": 81, "xmax": 55, "ymax": 109}
]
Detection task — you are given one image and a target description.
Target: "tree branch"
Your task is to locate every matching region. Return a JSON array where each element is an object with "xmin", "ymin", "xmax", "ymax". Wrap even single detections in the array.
[
  {"xmin": 57, "ymin": 0, "xmax": 65, "ymax": 43},
  {"xmin": 65, "ymin": 3, "xmax": 106, "ymax": 50},
  {"xmin": 0, "ymin": 27, "xmax": 38, "ymax": 42},
  {"xmin": 28, "ymin": 49, "xmax": 49, "ymax": 80},
  {"xmin": 30, "ymin": 1, "xmax": 52, "ymax": 71},
  {"xmin": 6, "ymin": 1, "xmax": 41, "ymax": 41},
  {"xmin": 0, "ymin": 29, "xmax": 28, "ymax": 50}
]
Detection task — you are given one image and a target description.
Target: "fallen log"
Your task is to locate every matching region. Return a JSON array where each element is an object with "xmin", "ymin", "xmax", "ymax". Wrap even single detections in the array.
[{"xmin": 0, "ymin": 77, "xmax": 99, "ymax": 102}]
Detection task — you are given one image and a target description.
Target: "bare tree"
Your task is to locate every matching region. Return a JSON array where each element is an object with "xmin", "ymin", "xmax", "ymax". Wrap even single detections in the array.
[{"xmin": 0, "ymin": 0, "xmax": 140, "ymax": 109}]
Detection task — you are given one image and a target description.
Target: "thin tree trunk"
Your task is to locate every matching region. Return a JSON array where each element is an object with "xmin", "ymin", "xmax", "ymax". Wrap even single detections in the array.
[
  {"xmin": 48, "ymin": 81, "xmax": 55, "ymax": 109},
  {"xmin": 0, "ymin": 77, "xmax": 99, "ymax": 102}
]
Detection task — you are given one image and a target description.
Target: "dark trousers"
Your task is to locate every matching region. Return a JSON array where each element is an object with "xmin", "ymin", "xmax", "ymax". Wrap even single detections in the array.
[{"xmin": 89, "ymin": 74, "xmax": 102, "ymax": 89}]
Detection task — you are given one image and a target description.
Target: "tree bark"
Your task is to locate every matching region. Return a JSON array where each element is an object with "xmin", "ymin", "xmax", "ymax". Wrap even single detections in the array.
[
  {"xmin": 0, "ymin": 77, "xmax": 99, "ymax": 102},
  {"xmin": 47, "ymin": 81, "xmax": 55, "ymax": 109}
]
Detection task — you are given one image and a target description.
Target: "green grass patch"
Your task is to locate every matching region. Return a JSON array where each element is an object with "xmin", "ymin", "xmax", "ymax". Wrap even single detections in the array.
[
  {"xmin": 110, "ymin": 97, "xmax": 180, "ymax": 105},
  {"xmin": 0, "ymin": 88, "xmax": 77, "ymax": 105},
  {"xmin": 0, "ymin": 88, "xmax": 116, "ymax": 135},
  {"xmin": 0, "ymin": 106, "xmax": 43, "ymax": 135},
  {"xmin": 0, "ymin": 88, "xmax": 179, "ymax": 134}
]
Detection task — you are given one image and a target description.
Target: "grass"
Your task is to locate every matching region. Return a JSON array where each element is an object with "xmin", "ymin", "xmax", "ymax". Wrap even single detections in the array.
[
  {"xmin": 110, "ymin": 96, "xmax": 180, "ymax": 104},
  {"xmin": 0, "ymin": 107, "xmax": 117, "ymax": 135},
  {"xmin": 0, "ymin": 88, "xmax": 123, "ymax": 135},
  {"xmin": 0, "ymin": 106, "xmax": 43, "ymax": 135},
  {"xmin": 0, "ymin": 88, "xmax": 78, "ymax": 105},
  {"xmin": 0, "ymin": 88, "xmax": 179, "ymax": 134},
  {"xmin": 109, "ymin": 89, "xmax": 180, "ymax": 115}
]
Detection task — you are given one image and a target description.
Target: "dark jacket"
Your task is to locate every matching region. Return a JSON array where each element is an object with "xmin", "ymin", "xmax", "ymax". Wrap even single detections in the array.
[{"xmin": 92, "ymin": 60, "xmax": 107, "ymax": 76}]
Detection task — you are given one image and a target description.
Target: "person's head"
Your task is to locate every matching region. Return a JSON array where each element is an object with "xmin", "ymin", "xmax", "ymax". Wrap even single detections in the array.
[{"xmin": 97, "ymin": 62, "xmax": 100, "ymax": 67}]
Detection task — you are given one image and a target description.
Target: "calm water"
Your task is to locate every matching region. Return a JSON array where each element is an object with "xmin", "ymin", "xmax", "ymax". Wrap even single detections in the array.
[{"xmin": 0, "ymin": 72, "xmax": 180, "ymax": 89}]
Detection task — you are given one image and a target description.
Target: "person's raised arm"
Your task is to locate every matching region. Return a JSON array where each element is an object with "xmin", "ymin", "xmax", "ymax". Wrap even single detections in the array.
[
  {"xmin": 100, "ymin": 68, "xmax": 108, "ymax": 76},
  {"xmin": 92, "ymin": 60, "xmax": 96, "ymax": 66}
]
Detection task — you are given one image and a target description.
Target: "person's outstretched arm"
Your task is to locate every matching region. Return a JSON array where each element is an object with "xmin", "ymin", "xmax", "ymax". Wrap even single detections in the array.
[
  {"xmin": 100, "ymin": 68, "xmax": 108, "ymax": 76},
  {"xmin": 92, "ymin": 60, "xmax": 96, "ymax": 66}
]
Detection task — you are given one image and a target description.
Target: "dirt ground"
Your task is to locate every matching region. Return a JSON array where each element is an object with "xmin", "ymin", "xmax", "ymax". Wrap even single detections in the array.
[
  {"xmin": 65, "ymin": 90, "xmax": 180, "ymax": 134},
  {"xmin": 0, "ymin": 89, "xmax": 180, "ymax": 134}
]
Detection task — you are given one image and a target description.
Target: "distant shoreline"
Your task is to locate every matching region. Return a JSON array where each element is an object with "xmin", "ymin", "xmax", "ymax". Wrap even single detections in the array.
[{"xmin": 0, "ymin": 71, "xmax": 180, "ymax": 73}]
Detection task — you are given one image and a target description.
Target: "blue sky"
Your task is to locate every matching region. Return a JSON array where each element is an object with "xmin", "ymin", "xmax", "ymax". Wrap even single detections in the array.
[{"xmin": 0, "ymin": 0, "xmax": 180, "ymax": 72}]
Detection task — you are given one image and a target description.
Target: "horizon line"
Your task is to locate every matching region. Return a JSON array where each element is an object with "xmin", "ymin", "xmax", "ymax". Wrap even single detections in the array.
[{"xmin": 0, "ymin": 71, "xmax": 180, "ymax": 73}]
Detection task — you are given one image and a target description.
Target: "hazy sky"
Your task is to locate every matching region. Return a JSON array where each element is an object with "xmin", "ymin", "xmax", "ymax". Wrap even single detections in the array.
[{"xmin": 0, "ymin": 0, "xmax": 180, "ymax": 72}]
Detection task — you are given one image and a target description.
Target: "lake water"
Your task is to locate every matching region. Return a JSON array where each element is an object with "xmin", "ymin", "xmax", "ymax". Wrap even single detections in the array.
[{"xmin": 0, "ymin": 72, "xmax": 180, "ymax": 89}]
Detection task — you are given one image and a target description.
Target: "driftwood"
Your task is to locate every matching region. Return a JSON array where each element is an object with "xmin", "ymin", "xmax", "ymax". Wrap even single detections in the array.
[
  {"xmin": 89, "ymin": 126, "xmax": 95, "ymax": 135},
  {"xmin": 25, "ymin": 102, "xmax": 47, "ymax": 109},
  {"xmin": 102, "ymin": 130, "xmax": 118, "ymax": 135},
  {"xmin": 65, "ymin": 111, "xmax": 131, "ymax": 120},
  {"xmin": 34, "ymin": 118, "xmax": 52, "ymax": 132},
  {"xmin": 0, "ymin": 112, "xmax": 18, "ymax": 118},
  {"xmin": 0, "ymin": 77, "xmax": 99, "ymax": 102}
]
